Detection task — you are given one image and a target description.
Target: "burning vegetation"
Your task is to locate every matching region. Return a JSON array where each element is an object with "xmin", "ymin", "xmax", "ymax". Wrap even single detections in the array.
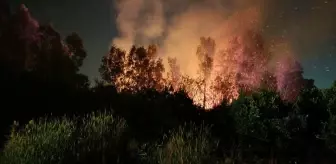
[
  {"xmin": 99, "ymin": 0, "xmax": 315, "ymax": 109},
  {"xmin": 100, "ymin": 28, "xmax": 305, "ymax": 109}
]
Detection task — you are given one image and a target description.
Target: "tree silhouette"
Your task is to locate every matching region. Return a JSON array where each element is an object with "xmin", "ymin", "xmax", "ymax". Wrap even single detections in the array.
[
  {"xmin": 65, "ymin": 32, "xmax": 87, "ymax": 70},
  {"xmin": 275, "ymin": 56, "xmax": 304, "ymax": 102},
  {"xmin": 231, "ymin": 90, "xmax": 290, "ymax": 164},
  {"xmin": 0, "ymin": 5, "xmax": 88, "ymax": 87},
  {"xmin": 324, "ymin": 82, "xmax": 336, "ymax": 153},
  {"xmin": 99, "ymin": 46, "xmax": 125, "ymax": 85},
  {"xmin": 196, "ymin": 37, "xmax": 216, "ymax": 108},
  {"xmin": 0, "ymin": 4, "xmax": 90, "ymax": 149},
  {"xmin": 100, "ymin": 45, "xmax": 164, "ymax": 92},
  {"xmin": 0, "ymin": 4, "xmax": 41, "ymax": 72},
  {"xmin": 167, "ymin": 57, "xmax": 181, "ymax": 91},
  {"xmin": 294, "ymin": 84, "xmax": 329, "ymax": 163}
]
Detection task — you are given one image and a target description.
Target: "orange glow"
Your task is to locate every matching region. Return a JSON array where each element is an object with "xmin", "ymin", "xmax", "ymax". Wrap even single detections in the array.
[{"xmin": 110, "ymin": 0, "xmax": 304, "ymax": 109}]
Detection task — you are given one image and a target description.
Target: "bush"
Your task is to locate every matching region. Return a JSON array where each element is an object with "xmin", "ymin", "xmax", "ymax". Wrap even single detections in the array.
[
  {"xmin": 1, "ymin": 118, "xmax": 75, "ymax": 164},
  {"xmin": 324, "ymin": 114, "xmax": 336, "ymax": 152},
  {"xmin": 0, "ymin": 111, "xmax": 128, "ymax": 164},
  {"xmin": 145, "ymin": 122, "xmax": 218, "ymax": 164},
  {"xmin": 75, "ymin": 111, "xmax": 128, "ymax": 163}
]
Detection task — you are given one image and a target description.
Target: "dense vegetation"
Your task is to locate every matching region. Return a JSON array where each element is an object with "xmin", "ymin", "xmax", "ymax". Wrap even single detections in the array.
[{"xmin": 1, "ymin": 3, "xmax": 336, "ymax": 164}]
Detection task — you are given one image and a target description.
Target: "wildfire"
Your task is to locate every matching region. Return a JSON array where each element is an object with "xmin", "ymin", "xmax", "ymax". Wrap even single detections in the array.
[
  {"xmin": 108, "ymin": 0, "xmax": 305, "ymax": 109},
  {"xmin": 105, "ymin": 31, "xmax": 302, "ymax": 110},
  {"xmin": 165, "ymin": 30, "xmax": 271, "ymax": 109}
]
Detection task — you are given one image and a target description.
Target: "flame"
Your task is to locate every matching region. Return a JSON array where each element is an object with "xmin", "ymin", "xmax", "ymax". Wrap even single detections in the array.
[
  {"xmin": 109, "ymin": 0, "xmax": 306, "ymax": 109},
  {"xmin": 165, "ymin": 29, "xmax": 270, "ymax": 109},
  {"xmin": 107, "ymin": 30, "xmax": 301, "ymax": 110}
]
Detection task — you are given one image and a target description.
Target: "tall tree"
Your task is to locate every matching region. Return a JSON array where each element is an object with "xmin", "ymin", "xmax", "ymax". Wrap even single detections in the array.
[
  {"xmin": 231, "ymin": 90, "xmax": 290, "ymax": 164},
  {"xmin": 99, "ymin": 46, "xmax": 125, "ymax": 86},
  {"xmin": 0, "ymin": 4, "xmax": 41, "ymax": 71},
  {"xmin": 323, "ymin": 82, "xmax": 336, "ymax": 153},
  {"xmin": 167, "ymin": 57, "xmax": 181, "ymax": 91},
  {"xmin": 294, "ymin": 84, "xmax": 329, "ymax": 163},
  {"xmin": 234, "ymin": 30, "xmax": 269, "ymax": 93},
  {"xmin": 65, "ymin": 32, "xmax": 87, "ymax": 70},
  {"xmin": 99, "ymin": 45, "xmax": 165, "ymax": 92},
  {"xmin": 212, "ymin": 73, "xmax": 237, "ymax": 104},
  {"xmin": 275, "ymin": 56, "xmax": 304, "ymax": 102},
  {"xmin": 33, "ymin": 24, "xmax": 89, "ymax": 88},
  {"xmin": 196, "ymin": 37, "xmax": 216, "ymax": 108},
  {"xmin": 0, "ymin": 4, "xmax": 89, "ymax": 88},
  {"xmin": 215, "ymin": 29, "xmax": 269, "ymax": 101},
  {"xmin": 260, "ymin": 71, "xmax": 278, "ymax": 91}
]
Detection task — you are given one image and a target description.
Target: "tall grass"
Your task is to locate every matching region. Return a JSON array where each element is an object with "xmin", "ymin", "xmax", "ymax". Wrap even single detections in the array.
[
  {"xmin": 1, "ymin": 118, "xmax": 75, "ymax": 164},
  {"xmin": 145, "ymin": 122, "xmax": 218, "ymax": 164},
  {"xmin": 0, "ymin": 111, "xmax": 128, "ymax": 164},
  {"xmin": 76, "ymin": 111, "xmax": 127, "ymax": 163}
]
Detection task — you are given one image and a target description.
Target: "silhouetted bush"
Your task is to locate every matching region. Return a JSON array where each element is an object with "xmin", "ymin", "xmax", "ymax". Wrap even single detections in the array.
[
  {"xmin": 144, "ymin": 123, "xmax": 219, "ymax": 164},
  {"xmin": 1, "ymin": 118, "xmax": 75, "ymax": 164},
  {"xmin": 0, "ymin": 112, "xmax": 128, "ymax": 164},
  {"xmin": 75, "ymin": 111, "xmax": 128, "ymax": 163}
]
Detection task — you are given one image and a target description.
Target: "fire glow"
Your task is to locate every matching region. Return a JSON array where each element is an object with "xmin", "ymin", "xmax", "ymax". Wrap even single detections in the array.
[{"xmin": 111, "ymin": 0, "xmax": 308, "ymax": 109}]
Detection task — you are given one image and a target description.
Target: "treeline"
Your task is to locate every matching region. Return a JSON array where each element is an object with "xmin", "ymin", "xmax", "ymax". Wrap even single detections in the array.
[{"xmin": 1, "ymin": 3, "xmax": 336, "ymax": 164}]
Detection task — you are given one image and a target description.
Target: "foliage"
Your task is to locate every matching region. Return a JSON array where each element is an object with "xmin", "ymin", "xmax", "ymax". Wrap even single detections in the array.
[
  {"xmin": 324, "ymin": 114, "xmax": 336, "ymax": 152},
  {"xmin": 144, "ymin": 123, "xmax": 218, "ymax": 164},
  {"xmin": 325, "ymin": 81, "xmax": 336, "ymax": 114},
  {"xmin": 323, "ymin": 82, "xmax": 336, "ymax": 152},
  {"xmin": 196, "ymin": 37, "xmax": 215, "ymax": 80},
  {"xmin": 231, "ymin": 90, "xmax": 290, "ymax": 141},
  {"xmin": 0, "ymin": 112, "xmax": 128, "ymax": 164},
  {"xmin": 65, "ymin": 32, "xmax": 87, "ymax": 69},
  {"xmin": 230, "ymin": 90, "xmax": 291, "ymax": 163},
  {"xmin": 294, "ymin": 86, "xmax": 329, "ymax": 137},
  {"xmin": 75, "ymin": 111, "xmax": 128, "ymax": 163},
  {"xmin": 276, "ymin": 56, "xmax": 305, "ymax": 102},
  {"xmin": 99, "ymin": 45, "xmax": 165, "ymax": 92},
  {"xmin": 0, "ymin": 5, "xmax": 89, "ymax": 88},
  {"xmin": 1, "ymin": 118, "xmax": 75, "ymax": 164}
]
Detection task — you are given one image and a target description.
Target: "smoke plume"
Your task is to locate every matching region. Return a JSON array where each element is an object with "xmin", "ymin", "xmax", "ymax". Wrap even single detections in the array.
[
  {"xmin": 112, "ymin": 0, "xmax": 335, "ymax": 73},
  {"xmin": 111, "ymin": 0, "xmax": 336, "ymax": 106}
]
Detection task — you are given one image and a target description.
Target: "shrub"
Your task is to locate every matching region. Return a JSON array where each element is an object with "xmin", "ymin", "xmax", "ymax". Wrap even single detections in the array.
[
  {"xmin": 324, "ymin": 114, "xmax": 336, "ymax": 152},
  {"xmin": 145, "ymin": 122, "xmax": 218, "ymax": 164},
  {"xmin": 75, "ymin": 111, "xmax": 128, "ymax": 163},
  {"xmin": 1, "ymin": 118, "xmax": 75, "ymax": 164},
  {"xmin": 0, "ymin": 111, "xmax": 128, "ymax": 164}
]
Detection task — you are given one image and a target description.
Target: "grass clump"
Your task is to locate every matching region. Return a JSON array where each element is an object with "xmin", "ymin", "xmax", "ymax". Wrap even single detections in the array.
[
  {"xmin": 1, "ymin": 118, "xmax": 75, "ymax": 164},
  {"xmin": 145, "ymin": 122, "xmax": 218, "ymax": 164},
  {"xmin": 76, "ymin": 111, "xmax": 128, "ymax": 163},
  {"xmin": 0, "ymin": 111, "xmax": 128, "ymax": 164}
]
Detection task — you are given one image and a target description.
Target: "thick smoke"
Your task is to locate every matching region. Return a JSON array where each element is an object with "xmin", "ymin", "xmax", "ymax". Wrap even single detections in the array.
[
  {"xmin": 113, "ymin": 0, "xmax": 265, "ymax": 76},
  {"xmin": 113, "ymin": 0, "xmax": 166, "ymax": 50},
  {"xmin": 111, "ymin": 0, "xmax": 336, "ymax": 106},
  {"xmin": 112, "ymin": 0, "xmax": 335, "ymax": 73}
]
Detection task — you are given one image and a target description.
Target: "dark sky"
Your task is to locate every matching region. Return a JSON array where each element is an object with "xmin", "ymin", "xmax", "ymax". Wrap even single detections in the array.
[{"xmin": 9, "ymin": 0, "xmax": 336, "ymax": 88}]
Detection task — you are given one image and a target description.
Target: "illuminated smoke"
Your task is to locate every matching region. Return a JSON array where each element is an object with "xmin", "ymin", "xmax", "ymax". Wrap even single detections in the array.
[
  {"xmin": 112, "ymin": 0, "xmax": 165, "ymax": 50},
  {"xmin": 111, "ymin": 0, "xmax": 334, "ymax": 108},
  {"xmin": 274, "ymin": 54, "xmax": 304, "ymax": 102}
]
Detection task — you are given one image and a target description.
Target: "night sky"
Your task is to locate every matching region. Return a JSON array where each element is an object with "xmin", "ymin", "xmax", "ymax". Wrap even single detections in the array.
[{"xmin": 9, "ymin": 0, "xmax": 336, "ymax": 88}]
